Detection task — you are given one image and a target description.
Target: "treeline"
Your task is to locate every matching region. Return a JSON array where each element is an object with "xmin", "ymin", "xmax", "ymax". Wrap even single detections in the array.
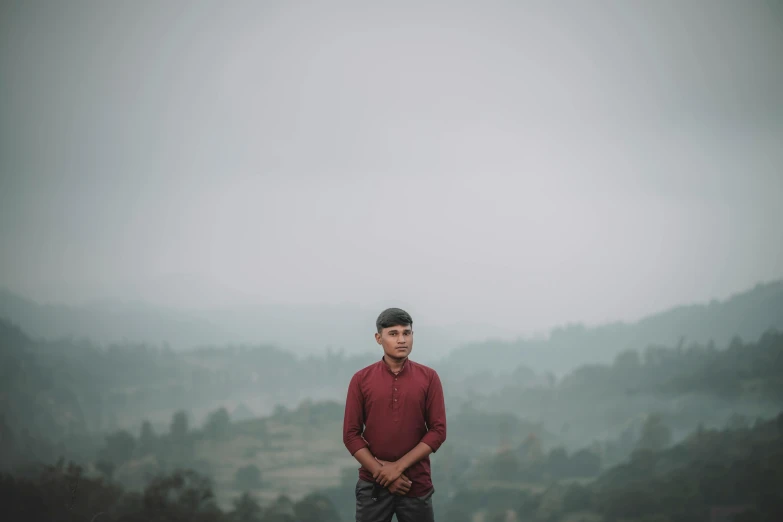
[
  {"xmin": 460, "ymin": 411, "xmax": 675, "ymax": 491},
  {"xmin": 92, "ymin": 408, "xmax": 240, "ymax": 489},
  {"xmin": 442, "ymin": 411, "xmax": 783, "ymax": 522},
  {"xmin": 479, "ymin": 440, "xmax": 602, "ymax": 483},
  {"xmin": 5, "ymin": 314, "xmax": 783, "ymax": 471},
  {"xmin": 440, "ymin": 280, "xmax": 783, "ymax": 375},
  {"xmin": 560, "ymin": 329, "xmax": 783, "ymax": 400},
  {"xmin": 0, "ymin": 460, "xmax": 341, "ymax": 522},
  {"xmin": 463, "ymin": 330, "xmax": 783, "ymax": 451},
  {"xmin": 89, "ymin": 401, "xmax": 348, "ymax": 492},
  {"xmin": 0, "ymin": 317, "xmax": 379, "ymax": 435}
]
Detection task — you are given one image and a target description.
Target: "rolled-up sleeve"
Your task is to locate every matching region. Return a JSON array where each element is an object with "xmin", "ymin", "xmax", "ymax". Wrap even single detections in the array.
[
  {"xmin": 343, "ymin": 372, "xmax": 369, "ymax": 456},
  {"xmin": 420, "ymin": 370, "xmax": 447, "ymax": 453}
]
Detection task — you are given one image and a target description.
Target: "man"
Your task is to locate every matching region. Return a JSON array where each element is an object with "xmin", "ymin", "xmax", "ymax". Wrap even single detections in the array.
[{"xmin": 343, "ymin": 307, "xmax": 447, "ymax": 522}]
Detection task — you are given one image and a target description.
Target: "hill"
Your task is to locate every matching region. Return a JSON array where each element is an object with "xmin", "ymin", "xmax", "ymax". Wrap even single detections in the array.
[
  {"xmin": 439, "ymin": 280, "xmax": 783, "ymax": 375},
  {"xmin": 458, "ymin": 330, "xmax": 783, "ymax": 452},
  {"xmin": 4, "ymin": 314, "xmax": 782, "ymax": 463},
  {"xmin": 0, "ymin": 289, "xmax": 231, "ymax": 350},
  {"xmin": 0, "ymin": 289, "xmax": 470, "ymax": 360},
  {"xmin": 438, "ymin": 411, "xmax": 783, "ymax": 522},
  {"xmin": 3, "ymin": 280, "xmax": 781, "ymax": 367}
]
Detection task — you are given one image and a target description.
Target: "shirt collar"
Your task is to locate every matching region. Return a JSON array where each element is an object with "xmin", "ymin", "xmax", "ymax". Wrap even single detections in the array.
[{"xmin": 381, "ymin": 355, "xmax": 409, "ymax": 374}]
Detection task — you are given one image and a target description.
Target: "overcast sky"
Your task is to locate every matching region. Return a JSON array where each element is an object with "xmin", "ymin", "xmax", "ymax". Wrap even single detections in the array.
[{"xmin": 1, "ymin": 0, "xmax": 782, "ymax": 334}]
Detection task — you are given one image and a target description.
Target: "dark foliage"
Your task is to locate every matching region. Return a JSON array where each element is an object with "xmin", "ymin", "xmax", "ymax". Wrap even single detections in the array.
[{"xmin": 1, "ymin": 461, "xmax": 341, "ymax": 522}]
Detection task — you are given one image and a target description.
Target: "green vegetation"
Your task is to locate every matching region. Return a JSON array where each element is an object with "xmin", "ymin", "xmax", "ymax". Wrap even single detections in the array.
[
  {"xmin": 461, "ymin": 330, "xmax": 783, "ymax": 455},
  {"xmin": 445, "ymin": 412, "xmax": 783, "ymax": 521},
  {"xmin": 0, "ymin": 460, "xmax": 341, "ymax": 522},
  {"xmin": 2, "ymin": 282, "xmax": 783, "ymax": 520}
]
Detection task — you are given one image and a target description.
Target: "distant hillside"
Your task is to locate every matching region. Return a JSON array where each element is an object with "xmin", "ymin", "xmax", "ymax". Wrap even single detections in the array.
[
  {"xmin": 4, "ymin": 309, "xmax": 781, "ymax": 468},
  {"xmin": 439, "ymin": 410, "xmax": 783, "ymax": 522},
  {"xmin": 0, "ymin": 289, "xmax": 464, "ymax": 359},
  {"xmin": 0, "ymin": 289, "xmax": 232, "ymax": 350},
  {"xmin": 440, "ymin": 280, "xmax": 783, "ymax": 375},
  {"xmin": 2, "ymin": 279, "xmax": 782, "ymax": 367}
]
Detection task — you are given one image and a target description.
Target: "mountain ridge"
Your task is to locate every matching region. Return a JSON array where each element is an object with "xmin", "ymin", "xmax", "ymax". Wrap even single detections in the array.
[
  {"xmin": 439, "ymin": 280, "xmax": 783, "ymax": 375},
  {"xmin": 1, "ymin": 279, "xmax": 781, "ymax": 369}
]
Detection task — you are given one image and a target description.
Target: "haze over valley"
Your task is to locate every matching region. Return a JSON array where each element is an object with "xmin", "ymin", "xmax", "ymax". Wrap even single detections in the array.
[{"xmin": 2, "ymin": 1, "xmax": 782, "ymax": 520}]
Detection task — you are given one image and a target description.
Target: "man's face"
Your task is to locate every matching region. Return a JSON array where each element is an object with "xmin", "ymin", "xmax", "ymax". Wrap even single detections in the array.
[{"xmin": 375, "ymin": 323, "xmax": 413, "ymax": 360}]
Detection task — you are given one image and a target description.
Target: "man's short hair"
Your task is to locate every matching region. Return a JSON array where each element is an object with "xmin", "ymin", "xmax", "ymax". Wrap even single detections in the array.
[{"xmin": 376, "ymin": 308, "xmax": 413, "ymax": 333}]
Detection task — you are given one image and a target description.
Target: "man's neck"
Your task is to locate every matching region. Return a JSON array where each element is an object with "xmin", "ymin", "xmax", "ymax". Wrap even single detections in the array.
[{"xmin": 383, "ymin": 355, "xmax": 407, "ymax": 374}]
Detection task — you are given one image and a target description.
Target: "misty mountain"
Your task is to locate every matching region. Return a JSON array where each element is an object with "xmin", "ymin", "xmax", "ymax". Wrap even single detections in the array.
[
  {"xmin": 0, "ymin": 289, "xmax": 232, "ymax": 350},
  {"xmin": 439, "ymin": 280, "xmax": 783, "ymax": 375},
  {"xmin": 0, "ymin": 289, "xmax": 495, "ymax": 360},
  {"xmin": 1, "ymin": 280, "xmax": 781, "ymax": 367}
]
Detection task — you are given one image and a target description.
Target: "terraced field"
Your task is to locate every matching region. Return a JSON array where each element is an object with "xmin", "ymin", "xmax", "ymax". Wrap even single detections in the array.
[{"xmin": 195, "ymin": 418, "xmax": 357, "ymax": 509}]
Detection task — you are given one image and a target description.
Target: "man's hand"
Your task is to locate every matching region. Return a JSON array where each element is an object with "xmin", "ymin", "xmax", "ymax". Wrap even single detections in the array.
[
  {"xmin": 388, "ymin": 474, "xmax": 413, "ymax": 496},
  {"xmin": 374, "ymin": 459, "xmax": 413, "ymax": 496},
  {"xmin": 372, "ymin": 461, "xmax": 404, "ymax": 487}
]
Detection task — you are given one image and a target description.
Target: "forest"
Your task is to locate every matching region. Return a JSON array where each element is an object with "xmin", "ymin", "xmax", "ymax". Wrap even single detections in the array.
[{"xmin": 2, "ymin": 282, "xmax": 783, "ymax": 521}]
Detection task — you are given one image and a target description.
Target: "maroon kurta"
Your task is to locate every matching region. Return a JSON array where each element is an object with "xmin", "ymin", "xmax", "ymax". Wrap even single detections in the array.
[{"xmin": 343, "ymin": 356, "xmax": 447, "ymax": 497}]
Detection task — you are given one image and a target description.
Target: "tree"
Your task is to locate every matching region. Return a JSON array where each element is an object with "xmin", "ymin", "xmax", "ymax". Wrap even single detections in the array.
[
  {"xmin": 168, "ymin": 410, "xmax": 194, "ymax": 465},
  {"xmin": 98, "ymin": 429, "xmax": 136, "ymax": 466},
  {"xmin": 265, "ymin": 494, "xmax": 296, "ymax": 522},
  {"xmin": 204, "ymin": 407, "xmax": 231, "ymax": 442},
  {"xmin": 492, "ymin": 449, "xmax": 520, "ymax": 481},
  {"xmin": 234, "ymin": 465, "xmax": 262, "ymax": 490},
  {"xmin": 230, "ymin": 492, "xmax": 263, "ymax": 522},
  {"xmin": 293, "ymin": 493, "xmax": 341, "ymax": 522},
  {"xmin": 95, "ymin": 460, "xmax": 115, "ymax": 479},
  {"xmin": 636, "ymin": 414, "xmax": 672, "ymax": 452},
  {"xmin": 518, "ymin": 433, "xmax": 544, "ymax": 464},
  {"xmin": 141, "ymin": 469, "xmax": 223, "ymax": 522},
  {"xmin": 138, "ymin": 420, "xmax": 157, "ymax": 456},
  {"xmin": 562, "ymin": 483, "xmax": 592, "ymax": 513},
  {"xmin": 3, "ymin": 459, "xmax": 123, "ymax": 522},
  {"xmin": 170, "ymin": 411, "xmax": 189, "ymax": 439},
  {"xmin": 257, "ymin": 421, "xmax": 270, "ymax": 449},
  {"xmin": 570, "ymin": 447, "xmax": 601, "ymax": 477},
  {"xmin": 0, "ymin": 414, "xmax": 17, "ymax": 469},
  {"xmin": 546, "ymin": 447, "xmax": 570, "ymax": 478}
]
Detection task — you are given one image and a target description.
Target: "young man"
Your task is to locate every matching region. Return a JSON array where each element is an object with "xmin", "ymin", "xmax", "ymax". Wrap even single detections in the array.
[{"xmin": 343, "ymin": 308, "xmax": 447, "ymax": 522}]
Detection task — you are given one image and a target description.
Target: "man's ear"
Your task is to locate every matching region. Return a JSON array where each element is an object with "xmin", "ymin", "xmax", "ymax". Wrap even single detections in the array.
[{"xmin": 375, "ymin": 332, "xmax": 382, "ymax": 344}]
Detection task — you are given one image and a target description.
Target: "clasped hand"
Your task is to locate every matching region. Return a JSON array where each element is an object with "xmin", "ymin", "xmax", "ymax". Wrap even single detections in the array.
[{"xmin": 373, "ymin": 459, "xmax": 412, "ymax": 495}]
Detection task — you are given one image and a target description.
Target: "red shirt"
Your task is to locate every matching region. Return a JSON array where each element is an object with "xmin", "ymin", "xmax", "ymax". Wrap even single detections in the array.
[{"xmin": 343, "ymin": 356, "xmax": 447, "ymax": 497}]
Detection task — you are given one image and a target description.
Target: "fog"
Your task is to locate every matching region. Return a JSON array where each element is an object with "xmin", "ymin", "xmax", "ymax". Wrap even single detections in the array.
[
  {"xmin": 2, "ymin": 1, "xmax": 783, "ymax": 521},
  {"xmin": 2, "ymin": 0, "xmax": 782, "ymax": 337}
]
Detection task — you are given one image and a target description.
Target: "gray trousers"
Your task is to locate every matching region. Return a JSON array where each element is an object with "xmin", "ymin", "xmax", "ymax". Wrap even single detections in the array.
[{"xmin": 355, "ymin": 479, "xmax": 435, "ymax": 522}]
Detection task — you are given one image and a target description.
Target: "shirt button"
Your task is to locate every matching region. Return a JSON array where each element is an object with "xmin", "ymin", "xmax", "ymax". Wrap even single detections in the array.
[{"xmin": 394, "ymin": 399, "xmax": 397, "ymax": 402}]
